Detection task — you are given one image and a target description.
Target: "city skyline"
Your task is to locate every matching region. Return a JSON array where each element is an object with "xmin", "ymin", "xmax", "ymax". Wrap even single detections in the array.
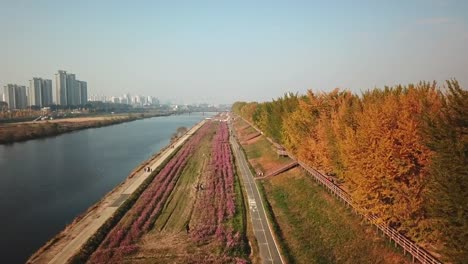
[
  {"xmin": 2, "ymin": 70, "xmax": 88, "ymax": 109},
  {"xmin": 1, "ymin": 70, "xmax": 200, "ymax": 108},
  {"xmin": 0, "ymin": 72, "xmax": 197, "ymax": 107},
  {"xmin": 1, "ymin": 1, "xmax": 467, "ymax": 104},
  {"xmin": 1, "ymin": 75, "xmax": 213, "ymax": 106},
  {"xmin": 1, "ymin": 70, "xmax": 165, "ymax": 105}
]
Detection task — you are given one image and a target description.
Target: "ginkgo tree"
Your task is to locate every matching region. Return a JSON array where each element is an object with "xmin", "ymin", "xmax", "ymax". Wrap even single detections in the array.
[{"xmin": 232, "ymin": 79, "xmax": 466, "ymax": 263}]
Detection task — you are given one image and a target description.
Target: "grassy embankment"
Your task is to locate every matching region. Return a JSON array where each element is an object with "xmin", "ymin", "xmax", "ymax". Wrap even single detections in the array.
[
  {"xmin": 70, "ymin": 144, "xmax": 184, "ymax": 264},
  {"xmin": 233, "ymin": 117, "xmax": 410, "ymax": 264},
  {"xmin": 129, "ymin": 121, "xmax": 249, "ymax": 263},
  {"xmin": 235, "ymin": 123, "xmax": 291, "ymax": 175},
  {"xmin": 0, "ymin": 113, "xmax": 166, "ymax": 144},
  {"xmin": 78, "ymin": 120, "xmax": 249, "ymax": 263}
]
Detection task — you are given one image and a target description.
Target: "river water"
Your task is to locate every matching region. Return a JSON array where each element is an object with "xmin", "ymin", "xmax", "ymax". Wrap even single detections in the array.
[{"xmin": 0, "ymin": 113, "xmax": 214, "ymax": 263}]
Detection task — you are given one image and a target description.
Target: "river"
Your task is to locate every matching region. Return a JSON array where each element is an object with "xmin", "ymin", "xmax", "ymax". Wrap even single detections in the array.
[{"xmin": 0, "ymin": 112, "xmax": 214, "ymax": 263}]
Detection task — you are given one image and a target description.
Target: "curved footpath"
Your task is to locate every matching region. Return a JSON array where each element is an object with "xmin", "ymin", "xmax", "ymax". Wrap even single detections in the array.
[{"xmin": 28, "ymin": 120, "xmax": 206, "ymax": 264}]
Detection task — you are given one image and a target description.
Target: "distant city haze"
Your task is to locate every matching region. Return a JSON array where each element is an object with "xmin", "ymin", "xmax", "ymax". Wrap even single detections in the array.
[{"xmin": 1, "ymin": 1, "xmax": 467, "ymax": 104}]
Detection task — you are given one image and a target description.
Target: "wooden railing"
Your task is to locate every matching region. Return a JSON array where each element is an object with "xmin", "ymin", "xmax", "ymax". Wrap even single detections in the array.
[{"xmin": 234, "ymin": 115, "xmax": 442, "ymax": 264}]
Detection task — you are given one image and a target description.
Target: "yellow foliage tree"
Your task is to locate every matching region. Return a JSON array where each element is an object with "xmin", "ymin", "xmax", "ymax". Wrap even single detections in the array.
[{"xmin": 342, "ymin": 84, "xmax": 441, "ymax": 234}]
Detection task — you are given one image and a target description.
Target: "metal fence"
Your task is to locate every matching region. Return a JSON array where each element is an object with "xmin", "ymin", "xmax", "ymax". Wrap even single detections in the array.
[{"xmin": 236, "ymin": 116, "xmax": 442, "ymax": 264}]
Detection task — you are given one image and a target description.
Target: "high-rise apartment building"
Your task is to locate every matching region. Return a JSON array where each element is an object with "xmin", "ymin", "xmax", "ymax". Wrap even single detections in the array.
[
  {"xmin": 29, "ymin": 78, "xmax": 42, "ymax": 107},
  {"xmin": 41, "ymin": 79, "xmax": 53, "ymax": 106},
  {"xmin": 66, "ymin": 73, "xmax": 77, "ymax": 105},
  {"xmin": 55, "ymin": 70, "xmax": 68, "ymax": 105},
  {"xmin": 151, "ymin": 96, "xmax": 159, "ymax": 106},
  {"xmin": 55, "ymin": 70, "xmax": 88, "ymax": 106},
  {"xmin": 3, "ymin": 84, "xmax": 15, "ymax": 109},
  {"xmin": 120, "ymin": 93, "xmax": 130, "ymax": 105},
  {"xmin": 111, "ymin": 96, "xmax": 120, "ymax": 103},
  {"xmin": 16, "ymin": 86, "xmax": 27, "ymax": 109},
  {"xmin": 77, "ymin": 81, "xmax": 87, "ymax": 105},
  {"xmin": 3, "ymin": 84, "xmax": 27, "ymax": 109},
  {"xmin": 29, "ymin": 78, "xmax": 53, "ymax": 107}
]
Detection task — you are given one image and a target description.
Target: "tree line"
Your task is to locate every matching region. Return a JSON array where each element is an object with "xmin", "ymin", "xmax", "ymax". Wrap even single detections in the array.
[{"xmin": 232, "ymin": 80, "xmax": 467, "ymax": 263}]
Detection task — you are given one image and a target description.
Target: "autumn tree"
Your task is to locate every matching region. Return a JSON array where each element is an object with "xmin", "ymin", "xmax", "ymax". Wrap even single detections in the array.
[
  {"xmin": 282, "ymin": 96, "xmax": 316, "ymax": 154},
  {"xmin": 342, "ymin": 83, "xmax": 441, "ymax": 235},
  {"xmin": 231, "ymin": 102, "xmax": 247, "ymax": 115},
  {"xmin": 422, "ymin": 80, "xmax": 468, "ymax": 263},
  {"xmin": 233, "ymin": 81, "xmax": 463, "ymax": 262}
]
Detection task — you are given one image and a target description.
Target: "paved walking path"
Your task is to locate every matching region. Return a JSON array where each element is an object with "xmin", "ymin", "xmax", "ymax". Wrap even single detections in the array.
[{"xmin": 229, "ymin": 122, "xmax": 284, "ymax": 264}]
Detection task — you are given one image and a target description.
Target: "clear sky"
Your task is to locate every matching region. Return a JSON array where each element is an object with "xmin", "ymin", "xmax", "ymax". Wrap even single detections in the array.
[{"xmin": 1, "ymin": 0, "xmax": 467, "ymax": 104}]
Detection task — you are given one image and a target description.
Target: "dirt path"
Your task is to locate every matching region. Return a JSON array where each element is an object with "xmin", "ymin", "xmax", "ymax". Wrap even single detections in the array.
[{"xmin": 27, "ymin": 120, "xmax": 206, "ymax": 264}]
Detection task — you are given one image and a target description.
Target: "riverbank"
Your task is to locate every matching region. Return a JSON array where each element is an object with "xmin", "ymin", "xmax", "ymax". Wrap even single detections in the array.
[
  {"xmin": 0, "ymin": 113, "xmax": 170, "ymax": 144},
  {"xmin": 27, "ymin": 119, "xmax": 207, "ymax": 264}
]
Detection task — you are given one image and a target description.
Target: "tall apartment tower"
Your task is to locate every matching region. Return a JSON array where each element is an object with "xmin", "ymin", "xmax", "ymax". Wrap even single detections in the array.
[
  {"xmin": 41, "ymin": 79, "xmax": 53, "ymax": 106},
  {"xmin": 55, "ymin": 70, "xmax": 68, "ymax": 105},
  {"xmin": 78, "ymin": 81, "xmax": 88, "ymax": 105},
  {"xmin": 29, "ymin": 78, "xmax": 43, "ymax": 107},
  {"xmin": 29, "ymin": 78, "xmax": 53, "ymax": 107},
  {"xmin": 66, "ymin": 73, "xmax": 77, "ymax": 105},
  {"xmin": 16, "ymin": 85, "xmax": 27, "ymax": 109},
  {"xmin": 3, "ymin": 84, "xmax": 27, "ymax": 109},
  {"xmin": 3, "ymin": 84, "xmax": 16, "ymax": 109},
  {"xmin": 55, "ymin": 70, "xmax": 88, "ymax": 106}
]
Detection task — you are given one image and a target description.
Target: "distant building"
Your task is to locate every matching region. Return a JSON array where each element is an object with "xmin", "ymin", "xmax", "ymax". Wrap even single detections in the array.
[
  {"xmin": 90, "ymin": 94, "xmax": 107, "ymax": 102},
  {"xmin": 77, "ymin": 80, "xmax": 87, "ymax": 105},
  {"xmin": 132, "ymin": 95, "xmax": 141, "ymax": 105},
  {"xmin": 3, "ymin": 84, "xmax": 27, "ymax": 109},
  {"xmin": 29, "ymin": 78, "xmax": 53, "ymax": 107},
  {"xmin": 66, "ymin": 73, "xmax": 77, "ymax": 105},
  {"xmin": 146, "ymin": 96, "xmax": 159, "ymax": 106},
  {"xmin": 55, "ymin": 70, "xmax": 68, "ymax": 105},
  {"xmin": 120, "ymin": 97, "xmax": 128, "ymax": 104},
  {"xmin": 121, "ymin": 93, "xmax": 130, "ymax": 105},
  {"xmin": 55, "ymin": 70, "xmax": 88, "ymax": 106},
  {"xmin": 3, "ymin": 85, "xmax": 15, "ymax": 109},
  {"xmin": 151, "ymin": 97, "xmax": 159, "ymax": 106},
  {"xmin": 41, "ymin": 79, "xmax": 53, "ymax": 106},
  {"xmin": 29, "ymin": 78, "xmax": 42, "ymax": 107},
  {"xmin": 16, "ymin": 86, "xmax": 27, "ymax": 109}
]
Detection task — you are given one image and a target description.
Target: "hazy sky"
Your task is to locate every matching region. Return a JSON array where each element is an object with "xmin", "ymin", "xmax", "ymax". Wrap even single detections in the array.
[{"xmin": 1, "ymin": 0, "xmax": 467, "ymax": 104}]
